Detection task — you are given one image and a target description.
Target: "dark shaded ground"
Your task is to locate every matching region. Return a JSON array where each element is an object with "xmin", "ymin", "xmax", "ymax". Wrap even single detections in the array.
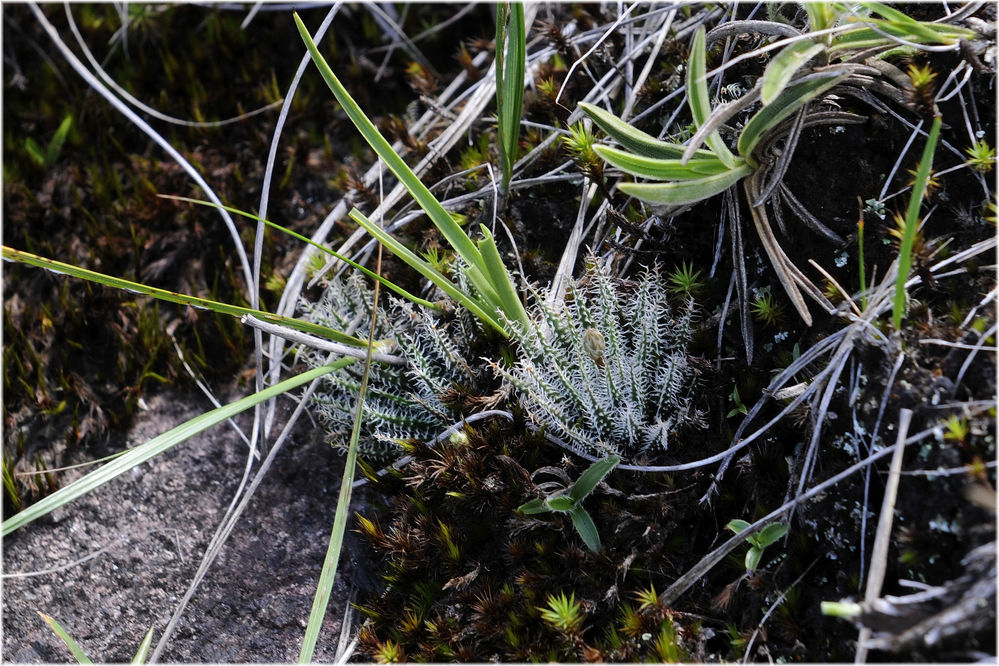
[{"xmin": 2, "ymin": 384, "xmax": 374, "ymax": 662}]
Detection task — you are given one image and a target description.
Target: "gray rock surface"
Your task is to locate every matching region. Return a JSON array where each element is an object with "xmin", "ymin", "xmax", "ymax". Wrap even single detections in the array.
[{"xmin": 3, "ymin": 387, "xmax": 371, "ymax": 662}]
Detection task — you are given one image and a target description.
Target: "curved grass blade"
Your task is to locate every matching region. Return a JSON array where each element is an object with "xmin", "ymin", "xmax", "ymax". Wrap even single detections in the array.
[
  {"xmin": 579, "ymin": 102, "xmax": 715, "ymax": 160},
  {"xmin": 299, "ymin": 248, "xmax": 384, "ymax": 663},
  {"xmin": 477, "ymin": 225, "xmax": 528, "ymax": 326},
  {"xmin": 1, "ymin": 245, "xmax": 366, "ymax": 348},
  {"xmin": 594, "ymin": 144, "xmax": 735, "ymax": 180},
  {"xmin": 619, "ymin": 163, "xmax": 752, "ymax": 206},
  {"xmin": 1, "ymin": 361, "xmax": 351, "ymax": 537},
  {"xmin": 737, "ymin": 71, "xmax": 847, "ymax": 163},
  {"xmin": 349, "ymin": 209, "xmax": 507, "ymax": 335},
  {"xmin": 160, "ymin": 195, "xmax": 437, "ymax": 310},
  {"xmin": 293, "ymin": 14, "xmax": 483, "ymax": 281},
  {"xmin": 894, "ymin": 115, "xmax": 941, "ymax": 330},
  {"xmin": 687, "ymin": 26, "xmax": 736, "ymax": 168},
  {"xmin": 39, "ymin": 613, "xmax": 93, "ymax": 664},
  {"xmin": 762, "ymin": 40, "xmax": 826, "ymax": 105},
  {"xmin": 495, "ymin": 2, "xmax": 526, "ymax": 192}
]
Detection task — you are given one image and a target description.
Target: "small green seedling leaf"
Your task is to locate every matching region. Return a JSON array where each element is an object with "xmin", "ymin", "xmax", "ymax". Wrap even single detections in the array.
[
  {"xmin": 753, "ymin": 522, "xmax": 789, "ymax": 549},
  {"xmin": 46, "ymin": 115, "xmax": 73, "ymax": 166},
  {"xmin": 762, "ymin": 40, "xmax": 826, "ymax": 105},
  {"xmin": 546, "ymin": 495, "xmax": 577, "ymax": 512},
  {"xmin": 568, "ymin": 455, "xmax": 620, "ymax": 503},
  {"xmin": 745, "ymin": 547, "xmax": 764, "ymax": 572},
  {"xmin": 39, "ymin": 612, "xmax": 93, "ymax": 664},
  {"xmin": 726, "ymin": 519, "xmax": 751, "ymax": 534},
  {"xmin": 568, "ymin": 505, "xmax": 602, "ymax": 552},
  {"xmin": 518, "ymin": 498, "xmax": 549, "ymax": 514}
]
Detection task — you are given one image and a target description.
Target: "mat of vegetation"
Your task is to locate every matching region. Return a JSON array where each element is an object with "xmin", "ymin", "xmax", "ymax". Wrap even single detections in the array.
[{"xmin": 2, "ymin": 2, "xmax": 996, "ymax": 663}]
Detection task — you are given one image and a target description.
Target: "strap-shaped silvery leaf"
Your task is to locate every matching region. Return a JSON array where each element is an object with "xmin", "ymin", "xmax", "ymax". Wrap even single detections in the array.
[
  {"xmin": 737, "ymin": 70, "xmax": 848, "ymax": 163},
  {"xmin": 546, "ymin": 495, "xmax": 577, "ymax": 512},
  {"xmin": 568, "ymin": 455, "xmax": 620, "ymax": 503},
  {"xmin": 579, "ymin": 102, "xmax": 715, "ymax": 161},
  {"xmin": 687, "ymin": 26, "xmax": 736, "ymax": 168},
  {"xmin": 594, "ymin": 144, "xmax": 737, "ymax": 181},
  {"xmin": 761, "ymin": 39, "xmax": 826, "ymax": 105},
  {"xmin": 620, "ymin": 163, "xmax": 752, "ymax": 206},
  {"xmin": 518, "ymin": 498, "xmax": 550, "ymax": 514},
  {"xmin": 859, "ymin": 1, "xmax": 978, "ymax": 44}
]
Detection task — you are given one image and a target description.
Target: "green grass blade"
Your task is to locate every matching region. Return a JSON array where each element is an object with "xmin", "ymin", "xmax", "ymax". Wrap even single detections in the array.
[
  {"xmin": 299, "ymin": 252, "xmax": 384, "ymax": 663},
  {"xmin": 349, "ymin": 209, "xmax": 507, "ymax": 335},
  {"xmin": 293, "ymin": 13, "xmax": 484, "ymax": 273},
  {"xmin": 619, "ymin": 163, "xmax": 752, "ymax": 206},
  {"xmin": 477, "ymin": 225, "xmax": 528, "ymax": 326},
  {"xmin": 1, "ymin": 245, "xmax": 366, "ymax": 348},
  {"xmin": 579, "ymin": 102, "xmax": 714, "ymax": 160},
  {"xmin": 160, "ymin": 195, "xmax": 437, "ymax": 310},
  {"xmin": 762, "ymin": 40, "xmax": 826, "ymax": 105},
  {"xmin": 687, "ymin": 27, "xmax": 736, "ymax": 168},
  {"xmin": 46, "ymin": 115, "xmax": 73, "ymax": 166},
  {"xmin": 859, "ymin": 1, "xmax": 974, "ymax": 43},
  {"xmin": 737, "ymin": 71, "xmax": 847, "ymax": 162},
  {"xmin": 132, "ymin": 628, "xmax": 155, "ymax": 664},
  {"xmin": 496, "ymin": 2, "xmax": 526, "ymax": 192},
  {"xmin": 594, "ymin": 144, "xmax": 736, "ymax": 180},
  {"xmin": 38, "ymin": 613, "xmax": 93, "ymax": 664},
  {"xmin": 893, "ymin": 115, "xmax": 941, "ymax": 330},
  {"xmin": 1, "ymin": 362, "xmax": 351, "ymax": 537},
  {"xmin": 568, "ymin": 455, "xmax": 620, "ymax": 503}
]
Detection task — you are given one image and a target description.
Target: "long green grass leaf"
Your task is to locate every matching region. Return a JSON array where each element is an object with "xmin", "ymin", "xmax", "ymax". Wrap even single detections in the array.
[
  {"xmin": 160, "ymin": 195, "xmax": 437, "ymax": 310},
  {"xmin": 299, "ymin": 249, "xmax": 384, "ymax": 662},
  {"xmin": 594, "ymin": 145, "xmax": 736, "ymax": 180},
  {"xmin": 762, "ymin": 40, "xmax": 826, "ymax": 105},
  {"xmin": 893, "ymin": 115, "xmax": 941, "ymax": 329},
  {"xmin": 38, "ymin": 613, "xmax": 93, "ymax": 664},
  {"xmin": 132, "ymin": 628, "xmax": 155, "ymax": 664},
  {"xmin": 737, "ymin": 71, "xmax": 847, "ymax": 163},
  {"xmin": 293, "ymin": 14, "xmax": 484, "ymax": 274},
  {"xmin": 477, "ymin": 225, "xmax": 528, "ymax": 326},
  {"xmin": 1, "ymin": 245, "xmax": 366, "ymax": 348},
  {"xmin": 349, "ymin": 209, "xmax": 507, "ymax": 334},
  {"xmin": 687, "ymin": 27, "xmax": 736, "ymax": 168},
  {"xmin": 579, "ymin": 102, "xmax": 714, "ymax": 160},
  {"xmin": 619, "ymin": 164, "xmax": 752, "ymax": 206},
  {"xmin": 496, "ymin": 2, "xmax": 526, "ymax": 192},
  {"xmin": 1, "ymin": 362, "xmax": 351, "ymax": 536}
]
